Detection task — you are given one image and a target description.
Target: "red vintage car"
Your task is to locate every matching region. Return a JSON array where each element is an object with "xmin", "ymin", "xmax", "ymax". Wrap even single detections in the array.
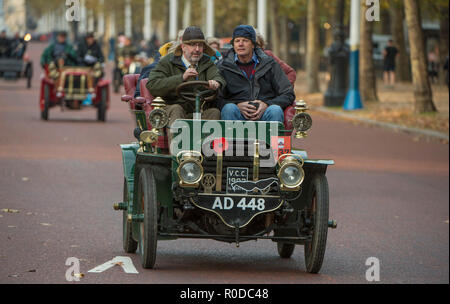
[{"xmin": 39, "ymin": 59, "xmax": 110, "ymax": 121}]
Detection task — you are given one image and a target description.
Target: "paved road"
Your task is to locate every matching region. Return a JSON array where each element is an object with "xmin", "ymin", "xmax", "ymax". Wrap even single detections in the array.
[{"xmin": 0, "ymin": 42, "xmax": 448, "ymax": 284}]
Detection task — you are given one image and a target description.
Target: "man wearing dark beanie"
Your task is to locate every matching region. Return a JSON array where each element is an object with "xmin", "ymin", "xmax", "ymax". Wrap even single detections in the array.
[{"xmin": 217, "ymin": 25, "xmax": 295, "ymax": 122}]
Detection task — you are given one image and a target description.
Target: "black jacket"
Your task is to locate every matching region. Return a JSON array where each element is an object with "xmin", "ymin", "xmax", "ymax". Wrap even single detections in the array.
[
  {"xmin": 134, "ymin": 53, "xmax": 161, "ymax": 97},
  {"xmin": 217, "ymin": 47, "xmax": 295, "ymax": 110},
  {"xmin": 77, "ymin": 41, "xmax": 104, "ymax": 66}
]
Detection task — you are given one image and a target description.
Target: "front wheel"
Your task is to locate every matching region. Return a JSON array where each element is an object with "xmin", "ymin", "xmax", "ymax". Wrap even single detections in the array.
[
  {"xmin": 122, "ymin": 178, "xmax": 138, "ymax": 253},
  {"xmin": 97, "ymin": 87, "xmax": 107, "ymax": 122},
  {"xmin": 113, "ymin": 69, "xmax": 121, "ymax": 93},
  {"xmin": 41, "ymin": 84, "xmax": 50, "ymax": 120},
  {"xmin": 26, "ymin": 63, "xmax": 33, "ymax": 88},
  {"xmin": 137, "ymin": 167, "xmax": 158, "ymax": 269},
  {"xmin": 304, "ymin": 174, "xmax": 329, "ymax": 274},
  {"xmin": 277, "ymin": 242, "xmax": 295, "ymax": 258}
]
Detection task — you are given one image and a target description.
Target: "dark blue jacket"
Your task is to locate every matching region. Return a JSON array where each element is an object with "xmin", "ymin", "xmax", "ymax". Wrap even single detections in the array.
[{"xmin": 134, "ymin": 54, "xmax": 160, "ymax": 97}]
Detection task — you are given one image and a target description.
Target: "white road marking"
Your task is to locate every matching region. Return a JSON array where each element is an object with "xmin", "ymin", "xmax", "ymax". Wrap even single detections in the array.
[{"xmin": 88, "ymin": 256, "xmax": 139, "ymax": 274}]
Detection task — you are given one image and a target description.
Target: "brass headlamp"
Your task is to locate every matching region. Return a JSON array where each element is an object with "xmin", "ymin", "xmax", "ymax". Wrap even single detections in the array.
[
  {"xmin": 93, "ymin": 62, "xmax": 102, "ymax": 78},
  {"xmin": 291, "ymin": 100, "xmax": 313, "ymax": 139},
  {"xmin": 176, "ymin": 151, "xmax": 204, "ymax": 188},
  {"xmin": 277, "ymin": 154, "xmax": 305, "ymax": 191},
  {"xmin": 139, "ymin": 97, "xmax": 169, "ymax": 145},
  {"xmin": 48, "ymin": 61, "xmax": 59, "ymax": 79}
]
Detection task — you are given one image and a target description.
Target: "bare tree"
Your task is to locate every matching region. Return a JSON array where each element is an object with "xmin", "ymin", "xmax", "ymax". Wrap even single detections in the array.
[
  {"xmin": 390, "ymin": 0, "xmax": 412, "ymax": 82},
  {"xmin": 268, "ymin": 0, "xmax": 280, "ymax": 56},
  {"xmin": 438, "ymin": 6, "xmax": 449, "ymax": 86},
  {"xmin": 306, "ymin": 0, "xmax": 320, "ymax": 93},
  {"xmin": 360, "ymin": 1, "xmax": 378, "ymax": 102},
  {"xmin": 248, "ymin": 0, "xmax": 257, "ymax": 26},
  {"xmin": 404, "ymin": 0, "xmax": 436, "ymax": 112}
]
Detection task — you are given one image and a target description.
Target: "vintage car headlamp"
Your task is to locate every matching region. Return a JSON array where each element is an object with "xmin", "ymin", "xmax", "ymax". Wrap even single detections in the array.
[
  {"xmin": 148, "ymin": 97, "xmax": 168, "ymax": 130},
  {"xmin": 179, "ymin": 162, "xmax": 203, "ymax": 184},
  {"xmin": 48, "ymin": 62, "xmax": 59, "ymax": 79},
  {"xmin": 148, "ymin": 108, "xmax": 168, "ymax": 129},
  {"xmin": 292, "ymin": 100, "xmax": 312, "ymax": 139},
  {"xmin": 292, "ymin": 112, "xmax": 312, "ymax": 132},
  {"xmin": 93, "ymin": 62, "xmax": 102, "ymax": 78},
  {"xmin": 177, "ymin": 151, "xmax": 204, "ymax": 187},
  {"xmin": 277, "ymin": 155, "xmax": 304, "ymax": 191},
  {"xmin": 140, "ymin": 130, "xmax": 159, "ymax": 144}
]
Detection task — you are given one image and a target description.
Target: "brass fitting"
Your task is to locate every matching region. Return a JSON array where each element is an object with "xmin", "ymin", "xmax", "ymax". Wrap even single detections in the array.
[{"xmin": 292, "ymin": 100, "xmax": 313, "ymax": 139}]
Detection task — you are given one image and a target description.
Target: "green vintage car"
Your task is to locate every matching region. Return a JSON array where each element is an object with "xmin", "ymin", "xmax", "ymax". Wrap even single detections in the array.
[{"xmin": 115, "ymin": 79, "xmax": 336, "ymax": 273}]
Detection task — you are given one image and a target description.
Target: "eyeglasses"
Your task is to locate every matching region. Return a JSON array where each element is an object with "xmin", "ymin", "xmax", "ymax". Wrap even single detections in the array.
[{"xmin": 185, "ymin": 42, "xmax": 204, "ymax": 48}]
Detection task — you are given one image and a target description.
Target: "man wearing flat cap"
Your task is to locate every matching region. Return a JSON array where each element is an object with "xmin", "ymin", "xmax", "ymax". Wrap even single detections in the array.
[
  {"xmin": 147, "ymin": 26, "xmax": 226, "ymax": 128},
  {"xmin": 217, "ymin": 25, "xmax": 295, "ymax": 122}
]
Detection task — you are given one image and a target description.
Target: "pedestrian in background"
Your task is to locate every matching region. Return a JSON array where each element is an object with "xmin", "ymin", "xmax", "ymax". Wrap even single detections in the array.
[{"xmin": 383, "ymin": 39, "xmax": 398, "ymax": 87}]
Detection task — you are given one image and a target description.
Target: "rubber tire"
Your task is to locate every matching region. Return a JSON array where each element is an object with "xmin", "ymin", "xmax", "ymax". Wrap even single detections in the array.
[
  {"xmin": 123, "ymin": 178, "xmax": 138, "ymax": 253},
  {"xmin": 277, "ymin": 242, "xmax": 295, "ymax": 258},
  {"xmin": 113, "ymin": 69, "xmax": 121, "ymax": 93},
  {"xmin": 41, "ymin": 84, "xmax": 49, "ymax": 120},
  {"xmin": 26, "ymin": 63, "xmax": 33, "ymax": 89},
  {"xmin": 304, "ymin": 174, "xmax": 329, "ymax": 274},
  {"xmin": 137, "ymin": 167, "xmax": 158, "ymax": 269},
  {"xmin": 97, "ymin": 87, "xmax": 107, "ymax": 122}
]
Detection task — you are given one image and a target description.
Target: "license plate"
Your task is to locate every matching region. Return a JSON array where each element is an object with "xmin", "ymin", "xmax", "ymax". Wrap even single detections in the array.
[
  {"xmin": 226, "ymin": 167, "xmax": 248, "ymax": 193},
  {"xmin": 193, "ymin": 194, "xmax": 282, "ymax": 228}
]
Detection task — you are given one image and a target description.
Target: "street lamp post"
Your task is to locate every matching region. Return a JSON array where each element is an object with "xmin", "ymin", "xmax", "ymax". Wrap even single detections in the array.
[
  {"xmin": 324, "ymin": 0, "xmax": 349, "ymax": 107},
  {"xmin": 343, "ymin": 0, "xmax": 363, "ymax": 110},
  {"xmin": 206, "ymin": 0, "xmax": 214, "ymax": 38},
  {"xmin": 169, "ymin": 0, "xmax": 178, "ymax": 40}
]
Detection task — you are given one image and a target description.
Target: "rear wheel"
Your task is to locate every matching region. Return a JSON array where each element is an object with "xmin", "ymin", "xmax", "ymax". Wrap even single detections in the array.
[
  {"xmin": 26, "ymin": 63, "xmax": 33, "ymax": 89},
  {"xmin": 123, "ymin": 178, "xmax": 138, "ymax": 253},
  {"xmin": 304, "ymin": 174, "xmax": 329, "ymax": 274},
  {"xmin": 137, "ymin": 167, "xmax": 158, "ymax": 269},
  {"xmin": 277, "ymin": 242, "xmax": 295, "ymax": 258},
  {"xmin": 113, "ymin": 69, "xmax": 121, "ymax": 93},
  {"xmin": 97, "ymin": 87, "xmax": 107, "ymax": 122},
  {"xmin": 41, "ymin": 84, "xmax": 49, "ymax": 120}
]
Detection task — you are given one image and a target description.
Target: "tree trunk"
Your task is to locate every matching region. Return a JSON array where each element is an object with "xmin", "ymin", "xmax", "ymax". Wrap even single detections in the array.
[
  {"xmin": 306, "ymin": 0, "xmax": 320, "ymax": 93},
  {"xmin": 299, "ymin": 16, "xmax": 307, "ymax": 70},
  {"xmin": 404, "ymin": 0, "xmax": 436, "ymax": 113},
  {"xmin": 268, "ymin": 0, "xmax": 279, "ymax": 55},
  {"xmin": 248, "ymin": 0, "xmax": 257, "ymax": 26},
  {"xmin": 360, "ymin": 1, "xmax": 378, "ymax": 102},
  {"xmin": 279, "ymin": 15, "xmax": 288, "ymax": 62},
  {"xmin": 438, "ymin": 7, "xmax": 449, "ymax": 86},
  {"xmin": 390, "ymin": 1, "xmax": 411, "ymax": 82}
]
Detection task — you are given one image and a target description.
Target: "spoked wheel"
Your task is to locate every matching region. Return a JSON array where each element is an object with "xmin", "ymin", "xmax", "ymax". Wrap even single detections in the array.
[
  {"xmin": 41, "ymin": 84, "xmax": 50, "ymax": 120},
  {"xmin": 26, "ymin": 63, "xmax": 33, "ymax": 89},
  {"xmin": 122, "ymin": 178, "xmax": 138, "ymax": 253},
  {"xmin": 304, "ymin": 174, "xmax": 329, "ymax": 274},
  {"xmin": 97, "ymin": 87, "xmax": 107, "ymax": 122},
  {"xmin": 113, "ymin": 69, "xmax": 121, "ymax": 93},
  {"xmin": 137, "ymin": 167, "xmax": 158, "ymax": 269},
  {"xmin": 277, "ymin": 242, "xmax": 295, "ymax": 258}
]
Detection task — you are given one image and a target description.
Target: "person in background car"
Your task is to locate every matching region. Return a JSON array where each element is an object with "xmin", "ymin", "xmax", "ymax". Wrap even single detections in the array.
[
  {"xmin": 254, "ymin": 28, "xmax": 296, "ymax": 87},
  {"xmin": 77, "ymin": 32, "xmax": 105, "ymax": 67},
  {"xmin": 206, "ymin": 37, "xmax": 223, "ymax": 64},
  {"xmin": 40, "ymin": 31, "xmax": 78, "ymax": 67}
]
